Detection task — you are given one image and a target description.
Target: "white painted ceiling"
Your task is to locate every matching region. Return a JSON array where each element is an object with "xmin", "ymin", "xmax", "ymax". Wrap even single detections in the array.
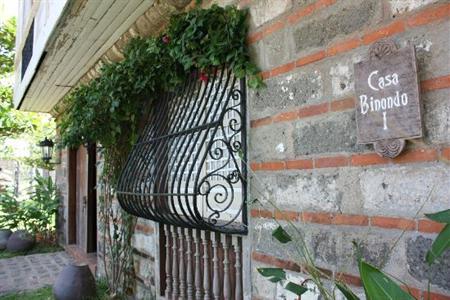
[{"xmin": 19, "ymin": 0, "xmax": 155, "ymax": 112}]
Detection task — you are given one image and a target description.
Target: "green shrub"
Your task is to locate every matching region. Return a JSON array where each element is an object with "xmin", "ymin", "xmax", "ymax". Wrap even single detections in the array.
[
  {"xmin": 0, "ymin": 173, "xmax": 58, "ymax": 240},
  {"xmin": 0, "ymin": 187, "xmax": 22, "ymax": 229},
  {"xmin": 23, "ymin": 173, "xmax": 59, "ymax": 238}
]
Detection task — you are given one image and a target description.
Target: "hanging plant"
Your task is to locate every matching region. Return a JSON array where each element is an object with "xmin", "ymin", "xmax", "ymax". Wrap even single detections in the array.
[{"xmin": 59, "ymin": 4, "xmax": 262, "ymax": 156}]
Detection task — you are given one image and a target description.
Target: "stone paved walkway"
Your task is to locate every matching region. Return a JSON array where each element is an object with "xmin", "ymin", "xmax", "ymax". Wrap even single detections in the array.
[{"xmin": 0, "ymin": 251, "xmax": 72, "ymax": 295}]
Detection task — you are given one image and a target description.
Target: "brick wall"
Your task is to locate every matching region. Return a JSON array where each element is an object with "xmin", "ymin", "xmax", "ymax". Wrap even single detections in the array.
[
  {"xmin": 54, "ymin": 0, "xmax": 450, "ymax": 299},
  {"xmin": 216, "ymin": 0, "xmax": 450, "ymax": 299}
]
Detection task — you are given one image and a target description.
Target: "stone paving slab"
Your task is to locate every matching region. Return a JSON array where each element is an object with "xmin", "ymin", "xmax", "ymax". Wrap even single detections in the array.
[{"xmin": 0, "ymin": 251, "xmax": 72, "ymax": 295}]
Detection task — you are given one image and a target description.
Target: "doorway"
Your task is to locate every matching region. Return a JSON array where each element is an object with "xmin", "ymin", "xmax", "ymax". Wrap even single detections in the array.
[{"xmin": 67, "ymin": 144, "xmax": 97, "ymax": 253}]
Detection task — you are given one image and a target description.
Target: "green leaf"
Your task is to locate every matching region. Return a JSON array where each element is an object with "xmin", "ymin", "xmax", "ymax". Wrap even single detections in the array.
[
  {"xmin": 257, "ymin": 268, "xmax": 286, "ymax": 283},
  {"xmin": 426, "ymin": 224, "xmax": 450, "ymax": 264},
  {"xmin": 359, "ymin": 260, "xmax": 414, "ymax": 300},
  {"xmin": 425, "ymin": 209, "xmax": 450, "ymax": 224},
  {"xmin": 284, "ymin": 281, "xmax": 308, "ymax": 296},
  {"xmin": 272, "ymin": 225, "xmax": 292, "ymax": 244},
  {"xmin": 336, "ymin": 282, "xmax": 360, "ymax": 300}
]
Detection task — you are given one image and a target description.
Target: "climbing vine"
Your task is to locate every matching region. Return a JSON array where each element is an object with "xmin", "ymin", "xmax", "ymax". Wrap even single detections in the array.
[
  {"xmin": 57, "ymin": 5, "xmax": 262, "ymax": 297},
  {"xmin": 58, "ymin": 5, "xmax": 262, "ymax": 155}
]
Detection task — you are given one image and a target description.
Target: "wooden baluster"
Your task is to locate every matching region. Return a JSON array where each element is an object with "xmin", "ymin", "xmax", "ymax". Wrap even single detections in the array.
[
  {"xmin": 212, "ymin": 232, "xmax": 220, "ymax": 300},
  {"xmin": 164, "ymin": 225, "xmax": 172, "ymax": 299},
  {"xmin": 194, "ymin": 229, "xmax": 203, "ymax": 299},
  {"xmin": 222, "ymin": 235, "xmax": 231, "ymax": 300},
  {"xmin": 201, "ymin": 231, "xmax": 210, "ymax": 300},
  {"xmin": 179, "ymin": 227, "xmax": 186, "ymax": 299},
  {"xmin": 171, "ymin": 226, "xmax": 179, "ymax": 299},
  {"xmin": 233, "ymin": 236, "xmax": 242, "ymax": 300},
  {"xmin": 185, "ymin": 228, "xmax": 195, "ymax": 300}
]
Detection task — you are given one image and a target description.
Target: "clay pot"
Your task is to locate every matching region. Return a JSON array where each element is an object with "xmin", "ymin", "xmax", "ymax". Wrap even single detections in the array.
[
  {"xmin": 6, "ymin": 230, "xmax": 35, "ymax": 252},
  {"xmin": 53, "ymin": 264, "xmax": 97, "ymax": 300},
  {"xmin": 0, "ymin": 229, "xmax": 12, "ymax": 250}
]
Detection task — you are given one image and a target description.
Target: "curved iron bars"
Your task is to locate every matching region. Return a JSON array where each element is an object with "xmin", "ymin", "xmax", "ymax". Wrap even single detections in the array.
[{"xmin": 117, "ymin": 68, "xmax": 248, "ymax": 234}]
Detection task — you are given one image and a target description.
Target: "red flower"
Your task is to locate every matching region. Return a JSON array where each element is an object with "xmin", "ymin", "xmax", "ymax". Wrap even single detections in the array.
[
  {"xmin": 162, "ymin": 35, "xmax": 171, "ymax": 44},
  {"xmin": 199, "ymin": 72, "xmax": 208, "ymax": 82}
]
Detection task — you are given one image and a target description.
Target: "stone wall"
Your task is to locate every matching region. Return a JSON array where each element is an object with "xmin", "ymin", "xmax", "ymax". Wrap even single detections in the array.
[
  {"xmin": 54, "ymin": 0, "xmax": 450, "ymax": 299},
  {"xmin": 225, "ymin": 0, "xmax": 450, "ymax": 299},
  {"xmin": 96, "ymin": 217, "xmax": 158, "ymax": 298},
  {"xmin": 55, "ymin": 149, "xmax": 69, "ymax": 246}
]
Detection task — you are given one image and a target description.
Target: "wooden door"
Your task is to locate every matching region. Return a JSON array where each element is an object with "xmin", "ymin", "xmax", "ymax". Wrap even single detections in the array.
[
  {"xmin": 86, "ymin": 144, "xmax": 97, "ymax": 253},
  {"xmin": 76, "ymin": 146, "xmax": 88, "ymax": 250},
  {"xmin": 73, "ymin": 144, "xmax": 97, "ymax": 253}
]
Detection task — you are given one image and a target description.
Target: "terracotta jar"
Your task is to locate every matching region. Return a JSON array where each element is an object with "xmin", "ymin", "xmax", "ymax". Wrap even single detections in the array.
[
  {"xmin": 53, "ymin": 264, "xmax": 97, "ymax": 300},
  {"xmin": 0, "ymin": 229, "xmax": 12, "ymax": 250},
  {"xmin": 6, "ymin": 230, "xmax": 35, "ymax": 252}
]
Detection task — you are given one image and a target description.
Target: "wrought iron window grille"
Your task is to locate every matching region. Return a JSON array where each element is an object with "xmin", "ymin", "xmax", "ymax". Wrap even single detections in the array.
[{"xmin": 117, "ymin": 68, "xmax": 248, "ymax": 235}]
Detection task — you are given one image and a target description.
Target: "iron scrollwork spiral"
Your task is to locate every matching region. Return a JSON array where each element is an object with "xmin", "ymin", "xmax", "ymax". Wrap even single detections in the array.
[{"xmin": 197, "ymin": 84, "xmax": 246, "ymax": 229}]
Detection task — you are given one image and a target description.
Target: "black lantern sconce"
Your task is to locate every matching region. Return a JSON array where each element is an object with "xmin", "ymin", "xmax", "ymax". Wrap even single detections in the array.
[{"xmin": 38, "ymin": 137, "xmax": 55, "ymax": 163}]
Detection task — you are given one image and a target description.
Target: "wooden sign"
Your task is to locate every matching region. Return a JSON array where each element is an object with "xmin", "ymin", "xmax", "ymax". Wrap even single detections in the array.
[{"xmin": 353, "ymin": 40, "xmax": 422, "ymax": 158}]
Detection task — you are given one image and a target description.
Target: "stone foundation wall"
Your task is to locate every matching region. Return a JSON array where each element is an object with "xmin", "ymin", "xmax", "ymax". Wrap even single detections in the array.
[
  {"xmin": 222, "ymin": 0, "xmax": 450, "ymax": 298},
  {"xmin": 96, "ymin": 217, "xmax": 158, "ymax": 298}
]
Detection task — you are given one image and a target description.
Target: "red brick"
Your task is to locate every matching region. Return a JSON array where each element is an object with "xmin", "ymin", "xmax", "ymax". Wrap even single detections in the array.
[
  {"xmin": 351, "ymin": 153, "xmax": 389, "ymax": 166},
  {"xmin": 295, "ymin": 50, "xmax": 326, "ymax": 67},
  {"xmin": 316, "ymin": 266, "xmax": 333, "ymax": 277},
  {"xmin": 238, "ymin": 0, "xmax": 252, "ymax": 9},
  {"xmin": 288, "ymin": 0, "xmax": 336, "ymax": 24},
  {"xmin": 285, "ymin": 159, "xmax": 314, "ymax": 170},
  {"xmin": 421, "ymin": 75, "xmax": 450, "ymax": 92},
  {"xmin": 262, "ymin": 20, "xmax": 285, "ymax": 38},
  {"xmin": 248, "ymin": 21, "xmax": 286, "ymax": 44},
  {"xmin": 336, "ymin": 272, "xmax": 362, "ymax": 287},
  {"xmin": 298, "ymin": 102, "xmax": 328, "ymax": 118},
  {"xmin": 250, "ymin": 116, "xmax": 272, "ymax": 128},
  {"xmin": 135, "ymin": 223, "xmax": 154, "ymax": 235},
  {"xmin": 250, "ymin": 162, "xmax": 261, "ymax": 171},
  {"xmin": 247, "ymin": 31, "xmax": 263, "ymax": 44},
  {"xmin": 259, "ymin": 161, "xmax": 286, "ymax": 171},
  {"xmin": 363, "ymin": 20, "xmax": 406, "ymax": 44},
  {"xmin": 401, "ymin": 286, "xmax": 422, "ymax": 299},
  {"xmin": 394, "ymin": 148, "xmax": 438, "ymax": 164},
  {"xmin": 315, "ymin": 156, "xmax": 349, "ymax": 168},
  {"xmin": 407, "ymin": 3, "xmax": 450, "ymax": 27},
  {"xmin": 270, "ymin": 62, "xmax": 295, "ymax": 78},
  {"xmin": 252, "ymin": 251, "xmax": 302, "ymax": 273},
  {"xmin": 301, "ymin": 211, "xmax": 333, "ymax": 224},
  {"xmin": 330, "ymin": 97, "xmax": 355, "ymax": 112},
  {"xmin": 423, "ymin": 291, "xmax": 450, "ymax": 300},
  {"xmin": 287, "ymin": 3, "xmax": 315, "ymax": 24},
  {"xmin": 371, "ymin": 216, "xmax": 416, "ymax": 231},
  {"xmin": 273, "ymin": 110, "xmax": 298, "ymax": 123},
  {"xmin": 274, "ymin": 210, "xmax": 300, "ymax": 221},
  {"xmin": 250, "ymin": 209, "xmax": 273, "ymax": 219},
  {"xmin": 326, "ymin": 38, "xmax": 361, "ymax": 57},
  {"xmin": 315, "ymin": 0, "xmax": 336, "ymax": 11},
  {"xmin": 442, "ymin": 147, "xmax": 450, "ymax": 161},
  {"xmin": 260, "ymin": 70, "xmax": 271, "ymax": 80},
  {"xmin": 332, "ymin": 214, "xmax": 369, "ymax": 226},
  {"xmin": 418, "ymin": 219, "xmax": 445, "ymax": 234}
]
